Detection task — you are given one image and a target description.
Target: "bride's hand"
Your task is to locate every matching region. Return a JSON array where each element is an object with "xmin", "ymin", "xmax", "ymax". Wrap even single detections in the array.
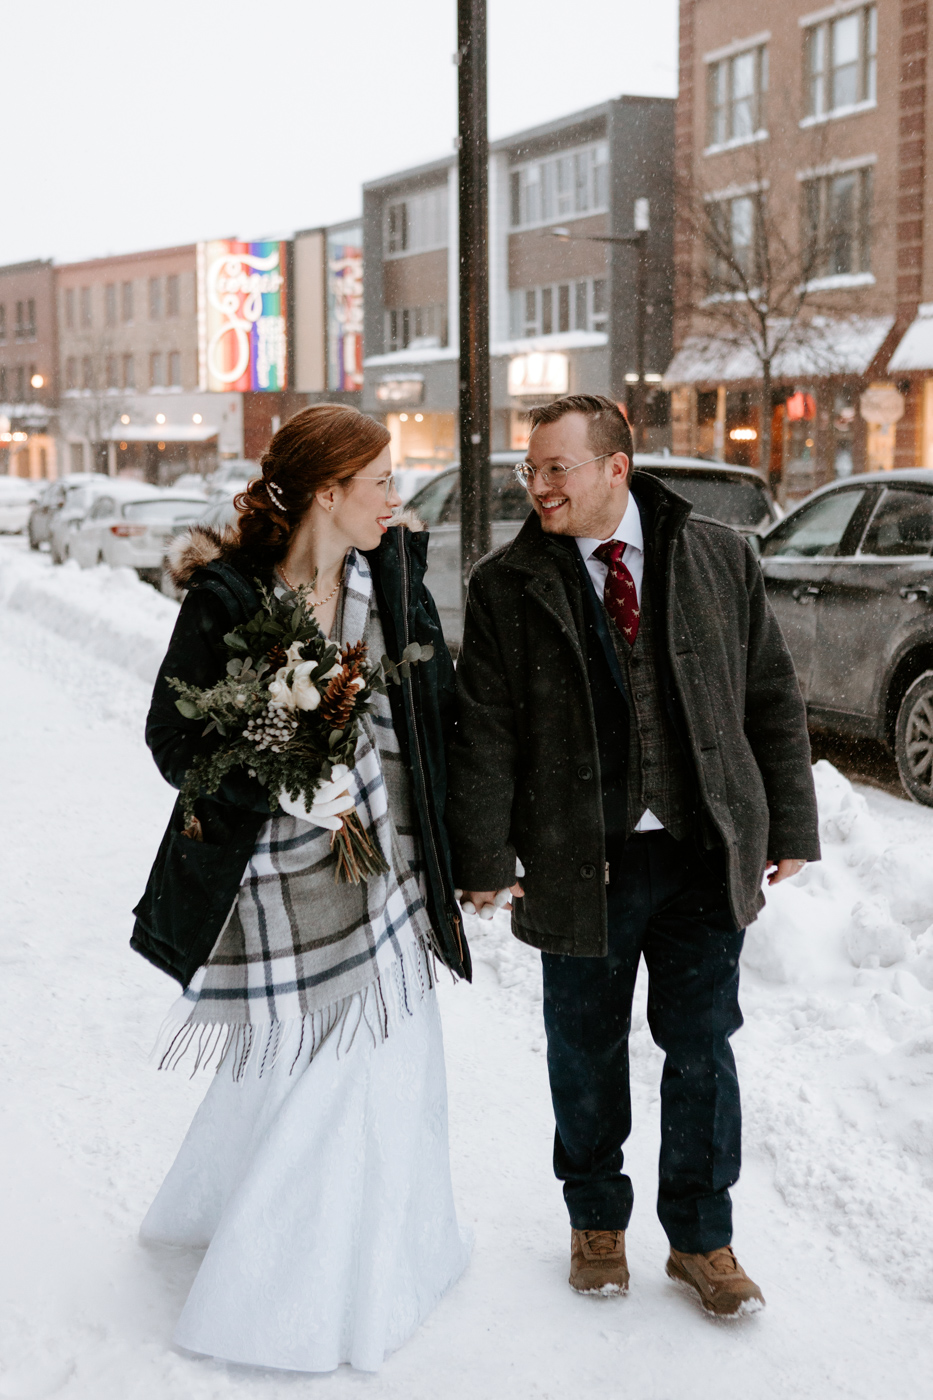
[{"xmin": 278, "ymin": 765, "xmax": 355, "ymax": 831}]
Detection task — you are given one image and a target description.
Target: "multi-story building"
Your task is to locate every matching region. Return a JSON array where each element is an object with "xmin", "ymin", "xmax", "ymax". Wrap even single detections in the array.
[
  {"xmin": 361, "ymin": 97, "xmax": 674, "ymax": 467},
  {"xmin": 292, "ymin": 218, "xmax": 364, "ymax": 406},
  {"xmin": 0, "ymin": 259, "xmax": 58, "ymax": 479},
  {"xmin": 667, "ymin": 0, "xmax": 931, "ymax": 497}
]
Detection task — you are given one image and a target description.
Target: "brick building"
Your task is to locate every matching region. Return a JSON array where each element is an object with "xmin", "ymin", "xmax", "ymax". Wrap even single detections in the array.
[
  {"xmin": 0, "ymin": 259, "xmax": 58, "ymax": 479},
  {"xmin": 667, "ymin": 0, "xmax": 930, "ymax": 499},
  {"xmin": 361, "ymin": 97, "xmax": 674, "ymax": 466}
]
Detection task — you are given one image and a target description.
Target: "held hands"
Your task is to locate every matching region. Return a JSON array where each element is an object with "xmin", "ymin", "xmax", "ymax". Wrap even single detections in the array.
[
  {"xmin": 278, "ymin": 765, "xmax": 356, "ymax": 832},
  {"xmin": 766, "ymin": 858, "xmax": 807, "ymax": 886},
  {"xmin": 455, "ymin": 883, "xmax": 525, "ymax": 919}
]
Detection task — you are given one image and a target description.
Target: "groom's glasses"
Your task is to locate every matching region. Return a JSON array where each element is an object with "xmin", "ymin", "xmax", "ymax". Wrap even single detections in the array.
[{"xmin": 513, "ymin": 453, "xmax": 612, "ymax": 489}]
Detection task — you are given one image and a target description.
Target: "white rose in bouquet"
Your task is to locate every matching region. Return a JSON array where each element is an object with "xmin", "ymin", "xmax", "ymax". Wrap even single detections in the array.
[
  {"xmin": 269, "ymin": 667, "xmax": 296, "ymax": 710},
  {"xmin": 284, "ymin": 641, "xmax": 306, "ymax": 666},
  {"xmin": 290, "ymin": 660, "xmax": 322, "ymax": 711}
]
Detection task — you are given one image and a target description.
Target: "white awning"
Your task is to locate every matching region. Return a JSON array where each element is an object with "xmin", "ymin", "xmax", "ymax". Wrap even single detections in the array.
[
  {"xmin": 888, "ymin": 304, "xmax": 933, "ymax": 372},
  {"xmin": 664, "ymin": 315, "xmax": 894, "ymax": 386},
  {"xmin": 107, "ymin": 423, "xmax": 219, "ymax": 443}
]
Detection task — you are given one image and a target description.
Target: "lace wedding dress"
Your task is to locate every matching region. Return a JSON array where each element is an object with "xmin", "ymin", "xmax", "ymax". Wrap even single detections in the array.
[{"xmin": 141, "ymin": 988, "xmax": 469, "ymax": 1373}]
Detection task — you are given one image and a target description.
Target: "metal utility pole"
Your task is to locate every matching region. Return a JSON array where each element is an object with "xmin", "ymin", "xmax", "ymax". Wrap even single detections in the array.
[{"xmin": 457, "ymin": 0, "xmax": 491, "ymax": 584}]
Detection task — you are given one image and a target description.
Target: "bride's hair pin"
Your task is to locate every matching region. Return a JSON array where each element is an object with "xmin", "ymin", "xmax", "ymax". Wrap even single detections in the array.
[{"xmin": 265, "ymin": 478, "xmax": 287, "ymax": 511}]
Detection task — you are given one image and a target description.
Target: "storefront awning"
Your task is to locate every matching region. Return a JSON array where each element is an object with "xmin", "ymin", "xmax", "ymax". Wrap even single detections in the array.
[
  {"xmin": 664, "ymin": 316, "xmax": 894, "ymax": 386},
  {"xmin": 107, "ymin": 423, "xmax": 219, "ymax": 443},
  {"xmin": 888, "ymin": 304, "xmax": 933, "ymax": 373}
]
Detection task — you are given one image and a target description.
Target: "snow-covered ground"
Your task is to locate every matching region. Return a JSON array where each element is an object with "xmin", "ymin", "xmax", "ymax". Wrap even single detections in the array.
[{"xmin": 2, "ymin": 538, "xmax": 933, "ymax": 1399}]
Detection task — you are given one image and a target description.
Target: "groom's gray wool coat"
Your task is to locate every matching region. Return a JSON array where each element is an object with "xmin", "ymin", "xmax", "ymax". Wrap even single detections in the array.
[{"xmin": 446, "ymin": 471, "xmax": 820, "ymax": 956}]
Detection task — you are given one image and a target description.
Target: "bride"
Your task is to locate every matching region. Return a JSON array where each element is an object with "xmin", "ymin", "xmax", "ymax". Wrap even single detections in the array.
[{"xmin": 131, "ymin": 404, "xmax": 471, "ymax": 1373}]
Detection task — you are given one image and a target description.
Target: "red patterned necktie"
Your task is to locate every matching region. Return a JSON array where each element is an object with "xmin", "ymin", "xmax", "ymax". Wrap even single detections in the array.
[{"xmin": 593, "ymin": 540, "xmax": 640, "ymax": 645}]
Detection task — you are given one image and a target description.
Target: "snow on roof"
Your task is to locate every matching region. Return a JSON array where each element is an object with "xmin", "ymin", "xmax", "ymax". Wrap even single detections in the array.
[
  {"xmin": 106, "ymin": 423, "xmax": 219, "ymax": 443},
  {"xmin": 664, "ymin": 316, "xmax": 894, "ymax": 385},
  {"xmin": 888, "ymin": 304, "xmax": 933, "ymax": 372}
]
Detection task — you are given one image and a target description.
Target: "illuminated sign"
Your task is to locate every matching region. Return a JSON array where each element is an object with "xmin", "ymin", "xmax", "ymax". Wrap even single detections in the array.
[
  {"xmin": 375, "ymin": 376, "xmax": 424, "ymax": 405},
  {"xmin": 508, "ymin": 352, "xmax": 569, "ymax": 397},
  {"xmin": 327, "ymin": 227, "xmax": 363, "ymax": 392},
  {"xmin": 198, "ymin": 239, "xmax": 288, "ymax": 392}
]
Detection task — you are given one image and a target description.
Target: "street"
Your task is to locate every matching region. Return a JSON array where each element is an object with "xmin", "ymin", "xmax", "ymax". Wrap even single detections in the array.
[{"xmin": 2, "ymin": 538, "xmax": 933, "ymax": 1398}]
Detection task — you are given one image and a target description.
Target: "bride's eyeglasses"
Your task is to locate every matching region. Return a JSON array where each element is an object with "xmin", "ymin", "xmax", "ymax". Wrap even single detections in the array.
[{"xmin": 355, "ymin": 472, "xmax": 396, "ymax": 500}]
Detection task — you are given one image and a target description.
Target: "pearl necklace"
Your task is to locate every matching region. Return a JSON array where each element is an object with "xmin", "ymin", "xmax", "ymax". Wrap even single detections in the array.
[{"xmin": 279, "ymin": 563, "xmax": 344, "ymax": 606}]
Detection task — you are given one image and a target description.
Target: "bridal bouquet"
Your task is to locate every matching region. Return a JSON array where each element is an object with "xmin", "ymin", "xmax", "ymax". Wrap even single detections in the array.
[{"xmin": 169, "ymin": 580, "xmax": 389, "ymax": 883}]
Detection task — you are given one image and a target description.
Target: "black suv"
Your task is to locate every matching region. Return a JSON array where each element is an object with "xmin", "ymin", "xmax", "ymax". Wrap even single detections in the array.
[{"xmin": 759, "ymin": 470, "xmax": 933, "ymax": 805}]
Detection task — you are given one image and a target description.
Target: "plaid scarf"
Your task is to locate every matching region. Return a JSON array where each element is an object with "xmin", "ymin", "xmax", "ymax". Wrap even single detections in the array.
[{"xmin": 155, "ymin": 548, "xmax": 436, "ymax": 1078}]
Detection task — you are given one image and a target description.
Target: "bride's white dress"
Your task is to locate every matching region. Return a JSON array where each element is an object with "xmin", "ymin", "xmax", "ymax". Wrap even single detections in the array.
[{"xmin": 141, "ymin": 988, "xmax": 469, "ymax": 1373}]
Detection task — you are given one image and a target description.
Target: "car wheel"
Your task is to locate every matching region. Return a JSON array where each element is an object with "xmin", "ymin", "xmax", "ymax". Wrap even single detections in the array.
[
  {"xmin": 895, "ymin": 670, "xmax": 933, "ymax": 806},
  {"xmin": 29, "ymin": 530, "xmax": 39, "ymax": 550}
]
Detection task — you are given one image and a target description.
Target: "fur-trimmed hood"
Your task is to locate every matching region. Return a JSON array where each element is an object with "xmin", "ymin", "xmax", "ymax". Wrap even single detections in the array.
[{"xmin": 167, "ymin": 508, "xmax": 426, "ymax": 590}]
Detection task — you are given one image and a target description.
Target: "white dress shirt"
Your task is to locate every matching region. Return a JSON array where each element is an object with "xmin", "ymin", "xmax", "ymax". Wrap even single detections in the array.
[{"xmin": 575, "ymin": 494, "xmax": 664, "ymax": 833}]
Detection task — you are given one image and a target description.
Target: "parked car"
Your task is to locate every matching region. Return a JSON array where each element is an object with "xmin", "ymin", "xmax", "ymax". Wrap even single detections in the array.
[
  {"xmin": 67, "ymin": 486, "xmax": 206, "ymax": 583},
  {"xmin": 27, "ymin": 473, "xmax": 98, "ymax": 549},
  {"xmin": 207, "ymin": 459, "xmax": 260, "ymax": 497},
  {"xmin": 0, "ymin": 476, "xmax": 41, "ymax": 534},
  {"xmin": 407, "ymin": 453, "xmax": 781, "ymax": 646},
  {"xmin": 48, "ymin": 477, "xmax": 138, "ymax": 564},
  {"xmin": 758, "ymin": 469, "xmax": 933, "ymax": 806}
]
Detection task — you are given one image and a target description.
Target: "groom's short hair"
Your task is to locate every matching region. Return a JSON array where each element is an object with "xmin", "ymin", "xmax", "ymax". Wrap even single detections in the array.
[{"xmin": 527, "ymin": 394, "xmax": 633, "ymax": 462}]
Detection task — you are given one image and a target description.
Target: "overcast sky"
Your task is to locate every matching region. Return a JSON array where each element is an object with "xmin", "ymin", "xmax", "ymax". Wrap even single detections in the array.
[{"xmin": 3, "ymin": 0, "xmax": 678, "ymax": 268}]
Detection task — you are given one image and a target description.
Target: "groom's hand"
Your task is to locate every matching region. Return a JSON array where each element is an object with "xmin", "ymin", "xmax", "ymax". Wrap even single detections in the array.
[{"xmin": 457, "ymin": 884, "xmax": 524, "ymax": 918}]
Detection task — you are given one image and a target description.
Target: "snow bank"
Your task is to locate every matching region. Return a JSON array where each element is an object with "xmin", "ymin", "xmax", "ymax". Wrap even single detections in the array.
[{"xmin": 0, "ymin": 544, "xmax": 178, "ymax": 688}]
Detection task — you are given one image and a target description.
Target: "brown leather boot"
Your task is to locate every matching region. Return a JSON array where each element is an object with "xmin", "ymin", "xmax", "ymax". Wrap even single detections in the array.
[
  {"xmin": 666, "ymin": 1245, "xmax": 764, "ymax": 1316},
  {"xmin": 569, "ymin": 1229, "xmax": 630, "ymax": 1294}
]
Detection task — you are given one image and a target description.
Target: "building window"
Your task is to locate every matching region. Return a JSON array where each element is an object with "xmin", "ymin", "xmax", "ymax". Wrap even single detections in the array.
[
  {"xmin": 509, "ymin": 278, "xmax": 608, "ymax": 337},
  {"xmin": 802, "ymin": 166, "xmax": 873, "ymax": 278},
  {"xmin": 0, "ymin": 304, "xmax": 5, "ymax": 342},
  {"xmin": 70, "ymin": 442, "xmax": 85, "ymax": 473},
  {"xmin": 105, "ymin": 283, "xmax": 118, "ymax": 326},
  {"xmin": 168, "ymin": 350, "xmax": 181, "ymax": 386},
  {"xmin": 805, "ymin": 5, "xmax": 877, "ymax": 119},
  {"xmin": 27, "ymin": 364, "xmax": 37, "ymax": 396},
  {"xmin": 149, "ymin": 277, "xmax": 162, "ymax": 319},
  {"xmin": 0, "ymin": 366, "xmax": 6, "ymax": 397},
  {"xmin": 707, "ymin": 45, "xmax": 768, "ymax": 148},
  {"xmin": 106, "ymin": 355, "xmax": 119, "ymax": 389},
  {"xmin": 80, "ymin": 287, "xmax": 92, "ymax": 328},
  {"xmin": 15, "ymin": 299, "xmax": 37, "ymax": 340},
  {"xmin": 64, "ymin": 288, "xmax": 75, "ymax": 329},
  {"xmin": 385, "ymin": 185, "xmax": 449, "ymax": 255},
  {"xmin": 150, "ymin": 352, "xmax": 164, "ymax": 388},
  {"xmin": 166, "ymin": 274, "xmax": 180, "ymax": 316},
  {"xmin": 121, "ymin": 281, "xmax": 134, "ymax": 323},
  {"xmin": 385, "ymin": 303, "xmax": 448, "ymax": 352},
  {"xmin": 81, "ymin": 356, "xmax": 94, "ymax": 390},
  {"xmin": 28, "ymin": 299, "xmax": 36, "ymax": 337},
  {"xmin": 509, "ymin": 141, "xmax": 609, "ymax": 230},
  {"xmin": 122, "ymin": 354, "xmax": 135, "ymax": 389},
  {"xmin": 65, "ymin": 356, "xmax": 78, "ymax": 390},
  {"xmin": 705, "ymin": 193, "xmax": 765, "ymax": 292},
  {"xmin": 14, "ymin": 366, "xmax": 25, "ymax": 400}
]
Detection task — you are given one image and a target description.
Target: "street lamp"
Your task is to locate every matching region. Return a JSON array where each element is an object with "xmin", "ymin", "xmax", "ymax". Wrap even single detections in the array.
[{"xmin": 548, "ymin": 197, "xmax": 651, "ymax": 447}]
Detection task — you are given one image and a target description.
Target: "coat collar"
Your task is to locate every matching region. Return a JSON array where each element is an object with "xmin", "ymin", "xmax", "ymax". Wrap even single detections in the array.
[{"xmin": 499, "ymin": 470, "xmax": 693, "ymax": 581}]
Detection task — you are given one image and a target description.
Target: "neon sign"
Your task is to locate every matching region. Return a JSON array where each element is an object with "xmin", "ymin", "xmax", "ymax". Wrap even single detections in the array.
[{"xmin": 198, "ymin": 239, "xmax": 288, "ymax": 392}]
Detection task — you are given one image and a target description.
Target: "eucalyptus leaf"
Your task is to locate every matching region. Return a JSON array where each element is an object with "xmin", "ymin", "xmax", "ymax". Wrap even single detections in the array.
[
  {"xmin": 175, "ymin": 698, "xmax": 201, "ymax": 719},
  {"xmin": 226, "ymin": 658, "xmax": 243, "ymax": 677},
  {"xmin": 402, "ymin": 642, "xmax": 422, "ymax": 663},
  {"xmin": 224, "ymin": 632, "xmax": 249, "ymax": 652}
]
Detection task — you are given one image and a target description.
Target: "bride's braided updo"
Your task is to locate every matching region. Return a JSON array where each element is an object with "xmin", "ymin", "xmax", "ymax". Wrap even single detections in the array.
[{"xmin": 234, "ymin": 404, "xmax": 390, "ymax": 567}]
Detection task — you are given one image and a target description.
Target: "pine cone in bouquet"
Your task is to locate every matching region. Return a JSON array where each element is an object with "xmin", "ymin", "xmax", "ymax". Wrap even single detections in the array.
[{"xmin": 318, "ymin": 643, "xmax": 368, "ymax": 730}]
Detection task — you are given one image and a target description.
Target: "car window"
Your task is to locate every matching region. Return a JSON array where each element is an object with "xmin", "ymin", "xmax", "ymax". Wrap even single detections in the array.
[
  {"xmin": 122, "ymin": 498, "xmax": 205, "ymax": 523},
  {"xmin": 490, "ymin": 466, "xmax": 531, "ymax": 522},
  {"xmin": 88, "ymin": 496, "xmax": 116, "ymax": 519},
  {"xmin": 859, "ymin": 488, "xmax": 933, "ymax": 557},
  {"xmin": 409, "ymin": 473, "xmax": 457, "ymax": 526},
  {"xmin": 204, "ymin": 499, "xmax": 240, "ymax": 530},
  {"xmin": 760, "ymin": 488, "xmax": 867, "ymax": 559},
  {"xmin": 641, "ymin": 471, "xmax": 773, "ymax": 530}
]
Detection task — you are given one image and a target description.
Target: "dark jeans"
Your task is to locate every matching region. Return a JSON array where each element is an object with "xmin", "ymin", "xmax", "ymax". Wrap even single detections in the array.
[{"xmin": 541, "ymin": 829, "xmax": 745, "ymax": 1254}]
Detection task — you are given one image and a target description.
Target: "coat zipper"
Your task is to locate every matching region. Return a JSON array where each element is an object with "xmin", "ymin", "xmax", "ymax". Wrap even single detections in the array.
[{"xmin": 397, "ymin": 531, "xmax": 465, "ymax": 966}]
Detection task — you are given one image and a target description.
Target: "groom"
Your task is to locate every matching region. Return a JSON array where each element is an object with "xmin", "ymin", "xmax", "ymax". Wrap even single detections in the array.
[{"xmin": 447, "ymin": 394, "xmax": 819, "ymax": 1314}]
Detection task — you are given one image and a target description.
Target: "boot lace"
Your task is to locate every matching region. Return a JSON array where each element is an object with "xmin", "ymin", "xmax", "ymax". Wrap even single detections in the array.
[
  {"xmin": 581, "ymin": 1230, "xmax": 623, "ymax": 1257},
  {"xmin": 705, "ymin": 1246, "xmax": 739, "ymax": 1273}
]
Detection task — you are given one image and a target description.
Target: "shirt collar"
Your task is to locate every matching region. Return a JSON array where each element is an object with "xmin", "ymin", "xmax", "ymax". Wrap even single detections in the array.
[{"xmin": 575, "ymin": 491, "xmax": 644, "ymax": 562}]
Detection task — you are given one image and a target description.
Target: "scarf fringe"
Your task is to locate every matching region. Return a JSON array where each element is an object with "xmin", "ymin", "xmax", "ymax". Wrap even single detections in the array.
[{"xmin": 150, "ymin": 934, "xmax": 436, "ymax": 1082}]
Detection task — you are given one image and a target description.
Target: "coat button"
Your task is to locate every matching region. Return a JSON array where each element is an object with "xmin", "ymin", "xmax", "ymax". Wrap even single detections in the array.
[
  {"xmin": 580, "ymin": 862, "xmax": 596, "ymax": 879},
  {"xmin": 577, "ymin": 764, "xmax": 593, "ymax": 780}
]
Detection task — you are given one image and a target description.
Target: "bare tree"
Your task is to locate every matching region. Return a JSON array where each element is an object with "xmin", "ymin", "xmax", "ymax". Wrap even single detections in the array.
[
  {"xmin": 61, "ymin": 331, "xmax": 132, "ymax": 473},
  {"xmin": 674, "ymin": 122, "xmax": 882, "ymax": 477}
]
